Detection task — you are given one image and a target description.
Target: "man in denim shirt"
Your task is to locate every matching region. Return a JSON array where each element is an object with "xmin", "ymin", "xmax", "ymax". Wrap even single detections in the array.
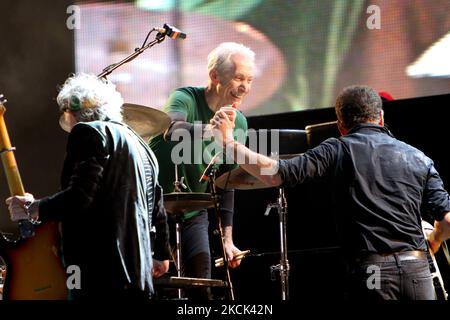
[{"xmin": 211, "ymin": 85, "xmax": 450, "ymax": 300}]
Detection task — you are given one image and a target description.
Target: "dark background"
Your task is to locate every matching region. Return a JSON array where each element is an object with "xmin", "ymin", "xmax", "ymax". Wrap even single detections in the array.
[
  {"xmin": 0, "ymin": 1, "xmax": 449, "ymax": 301},
  {"xmin": 0, "ymin": 1, "xmax": 73, "ymax": 235}
]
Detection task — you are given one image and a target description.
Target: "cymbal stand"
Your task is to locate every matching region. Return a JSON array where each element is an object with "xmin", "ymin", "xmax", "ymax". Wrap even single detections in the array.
[
  {"xmin": 172, "ymin": 164, "xmax": 187, "ymax": 299},
  {"xmin": 265, "ymin": 187, "xmax": 290, "ymax": 300},
  {"xmin": 208, "ymin": 168, "xmax": 235, "ymax": 300},
  {"xmin": 173, "ymin": 164, "xmax": 186, "ymax": 193}
]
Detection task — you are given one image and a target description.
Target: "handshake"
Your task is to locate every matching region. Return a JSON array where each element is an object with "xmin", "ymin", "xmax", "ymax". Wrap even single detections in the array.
[{"xmin": 203, "ymin": 105, "xmax": 237, "ymax": 146}]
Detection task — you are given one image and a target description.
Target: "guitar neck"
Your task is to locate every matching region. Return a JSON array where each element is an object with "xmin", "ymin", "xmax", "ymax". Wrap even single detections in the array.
[{"xmin": 0, "ymin": 112, "xmax": 25, "ymax": 196}]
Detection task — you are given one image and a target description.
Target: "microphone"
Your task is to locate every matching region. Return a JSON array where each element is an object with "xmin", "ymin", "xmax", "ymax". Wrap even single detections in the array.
[
  {"xmin": 154, "ymin": 23, "xmax": 187, "ymax": 40},
  {"xmin": 199, "ymin": 152, "xmax": 222, "ymax": 182}
]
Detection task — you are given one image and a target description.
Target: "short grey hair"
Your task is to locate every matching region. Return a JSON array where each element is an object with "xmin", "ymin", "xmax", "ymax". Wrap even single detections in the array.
[
  {"xmin": 57, "ymin": 73, "xmax": 123, "ymax": 123},
  {"xmin": 207, "ymin": 42, "xmax": 255, "ymax": 76},
  {"xmin": 335, "ymin": 85, "xmax": 382, "ymax": 130}
]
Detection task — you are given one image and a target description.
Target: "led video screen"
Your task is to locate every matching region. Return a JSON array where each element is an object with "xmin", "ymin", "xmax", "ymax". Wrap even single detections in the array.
[{"xmin": 75, "ymin": 0, "xmax": 450, "ymax": 116}]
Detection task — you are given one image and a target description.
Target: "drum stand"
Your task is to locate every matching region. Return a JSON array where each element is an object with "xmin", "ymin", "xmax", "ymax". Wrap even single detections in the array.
[
  {"xmin": 172, "ymin": 164, "xmax": 187, "ymax": 299},
  {"xmin": 173, "ymin": 215, "xmax": 184, "ymax": 299},
  {"xmin": 207, "ymin": 168, "xmax": 235, "ymax": 300},
  {"xmin": 165, "ymin": 165, "xmax": 229, "ymax": 300},
  {"xmin": 265, "ymin": 187, "xmax": 290, "ymax": 300}
]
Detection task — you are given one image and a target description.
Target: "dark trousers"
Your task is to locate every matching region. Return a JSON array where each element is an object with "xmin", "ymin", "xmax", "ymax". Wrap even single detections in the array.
[
  {"xmin": 345, "ymin": 251, "xmax": 435, "ymax": 300},
  {"xmin": 181, "ymin": 211, "xmax": 213, "ymax": 300}
]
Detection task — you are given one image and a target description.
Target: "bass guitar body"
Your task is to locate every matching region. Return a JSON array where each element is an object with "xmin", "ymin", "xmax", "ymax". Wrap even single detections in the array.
[
  {"xmin": 1, "ymin": 223, "xmax": 67, "ymax": 299},
  {"xmin": 0, "ymin": 94, "xmax": 67, "ymax": 299}
]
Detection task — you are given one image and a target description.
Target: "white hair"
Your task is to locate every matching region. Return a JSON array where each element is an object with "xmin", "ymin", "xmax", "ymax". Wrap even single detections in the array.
[
  {"xmin": 207, "ymin": 42, "xmax": 255, "ymax": 76},
  {"xmin": 57, "ymin": 73, "xmax": 123, "ymax": 122}
]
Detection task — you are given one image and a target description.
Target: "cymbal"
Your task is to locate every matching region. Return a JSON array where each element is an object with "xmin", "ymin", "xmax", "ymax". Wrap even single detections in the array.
[
  {"xmin": 163, "ymin": 192, "xmax": 214, "ymax": 215},
  {"xmin": 122, "ymin": 103, "xmax": 170, "ymax": 140},
  {"xmin": 215, "ymin": 154, "xmax": 301, "ymax": 190},
  {"xmin": 215, "ymin": 167, "xmax": 268, "ymax": 190}
]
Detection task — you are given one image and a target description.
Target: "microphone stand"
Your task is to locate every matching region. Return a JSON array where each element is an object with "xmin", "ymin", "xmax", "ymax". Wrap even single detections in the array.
[
  {"xmin": 97, "ymin": 31, "xmax": 166, "ymax": 78},
  {"xmin": 207, "ymin": 168, "xmax": 235, "ymax": 300}
]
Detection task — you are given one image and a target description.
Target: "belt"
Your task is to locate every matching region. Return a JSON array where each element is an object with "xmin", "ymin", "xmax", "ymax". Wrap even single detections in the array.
[{"xmin": 351, "ymin": 250, "xmax": 427, "ymax": 264}]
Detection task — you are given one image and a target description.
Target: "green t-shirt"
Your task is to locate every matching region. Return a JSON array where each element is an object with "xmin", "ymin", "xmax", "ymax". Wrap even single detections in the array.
[{"xmin": 149, "ymin": 87, "xmax": 248, "ymax": 219}]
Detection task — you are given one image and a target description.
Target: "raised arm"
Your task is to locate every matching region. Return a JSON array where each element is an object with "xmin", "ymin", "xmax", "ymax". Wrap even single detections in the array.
[{"xmin": 211, "ymin": 109, "xmax": 282, "ymax": 187}]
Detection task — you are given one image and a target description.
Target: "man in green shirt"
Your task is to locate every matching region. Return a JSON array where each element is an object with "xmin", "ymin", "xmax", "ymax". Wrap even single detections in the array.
[{"xmin": 149, "ymin": 42, "xmax": 254, "ymax": 300}]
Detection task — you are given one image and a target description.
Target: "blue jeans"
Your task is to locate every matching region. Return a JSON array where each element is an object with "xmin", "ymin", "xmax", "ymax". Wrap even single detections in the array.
[{"xmin": 346, "ymin": 252, "xmax": 435, "ymax": 300}]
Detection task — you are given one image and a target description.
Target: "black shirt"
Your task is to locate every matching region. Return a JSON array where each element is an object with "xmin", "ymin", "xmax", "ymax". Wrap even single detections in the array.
[{"xmin": 278, "ymin": 124, "xmax": 450, "ymax": 255}]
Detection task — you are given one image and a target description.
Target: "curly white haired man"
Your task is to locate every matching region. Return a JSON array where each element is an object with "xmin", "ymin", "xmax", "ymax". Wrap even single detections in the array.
[{"xmin": 6, "ymin": 73, "xmax": 171, "ymax": 300}]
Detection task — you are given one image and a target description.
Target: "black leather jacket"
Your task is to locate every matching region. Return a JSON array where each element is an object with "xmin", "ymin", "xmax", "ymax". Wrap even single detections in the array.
[{"xmin": 39, "ymin": 121, "xmax": 171, "ymax": 298}]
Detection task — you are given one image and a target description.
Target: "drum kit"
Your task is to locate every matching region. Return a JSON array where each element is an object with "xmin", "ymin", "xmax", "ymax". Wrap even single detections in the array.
[
  {"xmin": 123, "ymin": 104, "xmax": 307, "ymax": 300},
  {"xmin": 80, "ymin": 22, "xmax": 298, "ymax": 299}
]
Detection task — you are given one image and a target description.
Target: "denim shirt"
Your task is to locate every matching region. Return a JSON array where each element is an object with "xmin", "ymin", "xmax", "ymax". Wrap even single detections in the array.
[{"xmin": 278, "ymin": 123, "xmax": 450, "ymax": 254}]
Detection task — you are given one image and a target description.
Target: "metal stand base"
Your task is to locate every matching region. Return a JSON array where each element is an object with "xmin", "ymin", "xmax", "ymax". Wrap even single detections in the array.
[
  {"xmin": 174, "ymin": 220, "xmax": 183, "ymax": 299},
  {"xmin": 266, "ymin": 188, "xmax": 290, "ymax": 300}
]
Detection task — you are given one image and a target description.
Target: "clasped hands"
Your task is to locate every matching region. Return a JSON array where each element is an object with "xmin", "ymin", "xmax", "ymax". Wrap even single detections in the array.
[{"xmin": 209, "ymin": 106, "xmax": 237, "ymax": 146}]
